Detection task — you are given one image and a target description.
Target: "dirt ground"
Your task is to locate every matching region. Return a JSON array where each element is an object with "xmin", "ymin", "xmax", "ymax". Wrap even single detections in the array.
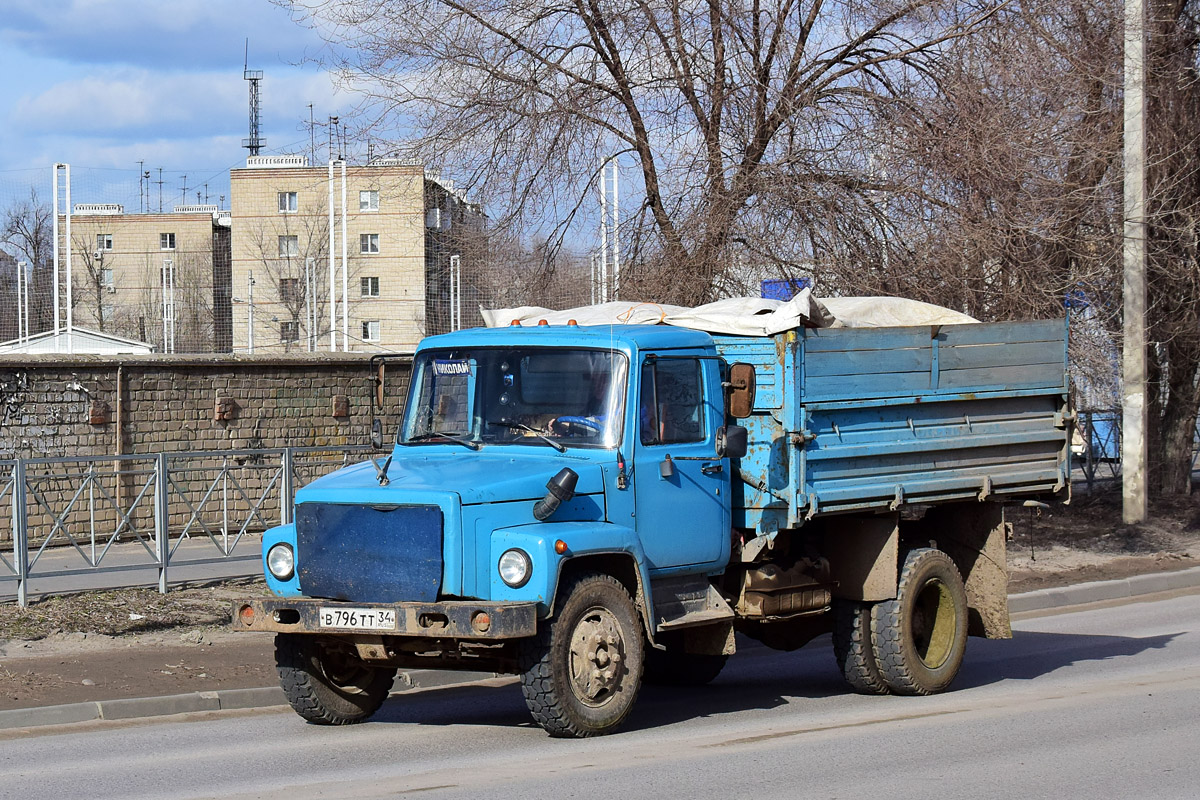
[{"xmin": 0, "ymin": 487, "xmax": 1197, "ymax": 713}]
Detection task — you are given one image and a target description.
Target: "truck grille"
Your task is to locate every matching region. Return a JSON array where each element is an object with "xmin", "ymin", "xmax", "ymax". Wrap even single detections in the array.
[{"xmin": 295, "ymin": 503, "xmax": 443, "ymax": 603}]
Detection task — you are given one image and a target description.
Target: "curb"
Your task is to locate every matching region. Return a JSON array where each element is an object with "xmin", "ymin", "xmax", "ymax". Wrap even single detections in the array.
[
  {"xmin": 0, "ymin": 669, "xmax": 497, "ymax": 731},
  {"xmin": 4, "ymin": 568, "xmax": 1199, "ymax": 731},
  {"xmin": 1006, "ymin": 565, "xmax": 1200, "ymax": 614}
]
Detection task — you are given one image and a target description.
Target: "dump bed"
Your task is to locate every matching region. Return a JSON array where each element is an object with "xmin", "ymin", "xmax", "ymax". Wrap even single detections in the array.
[{"xmin": 714, "ymin": 319, "xmax": 1070, "ymax": 534}]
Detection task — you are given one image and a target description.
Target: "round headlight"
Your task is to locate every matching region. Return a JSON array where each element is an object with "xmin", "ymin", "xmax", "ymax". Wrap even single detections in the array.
[
  {"xmin": 498, "ymin": 548, "xmax": 532, "ymax": 588},
  {"xmin": 266, "ymin": 543, "xmax": 295, "ymax": 581}
]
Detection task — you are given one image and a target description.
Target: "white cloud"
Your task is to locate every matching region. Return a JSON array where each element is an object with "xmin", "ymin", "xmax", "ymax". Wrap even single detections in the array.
[
  {"xmin": 0, "ymin": 0, "xmax": 322, "ymax": 69},
  {"xmin": 12, "ymin": 68, "xmax": 348, "ymax": 138}
]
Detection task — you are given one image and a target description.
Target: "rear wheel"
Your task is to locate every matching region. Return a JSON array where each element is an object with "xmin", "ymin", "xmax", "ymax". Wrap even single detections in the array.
[
  {"xmin": 832, "ymin": 599, "xmax": 889, "ymax": 695},
  {"xmin": 275, "ymin": 633, "xmax": 395, "ymax": 724},
  {"xmin": 871, "ymin": 548, "xmax": 968, "ymax": 695},
  {"xmin": 518, "ymin": 573, "xmax": 645, "ymax": 737}
]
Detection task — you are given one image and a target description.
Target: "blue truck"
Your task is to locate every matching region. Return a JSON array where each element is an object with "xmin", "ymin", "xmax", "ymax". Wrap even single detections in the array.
[{"xmin": 233, "ymin": 317, "xmax": 1070, "ymax": 737}]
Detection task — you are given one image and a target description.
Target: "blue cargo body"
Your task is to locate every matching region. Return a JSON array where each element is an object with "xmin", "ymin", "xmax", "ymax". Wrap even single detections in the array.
[{"xmin": 715, "ymin": 318, "xmax": 1069, "ymax": 533}]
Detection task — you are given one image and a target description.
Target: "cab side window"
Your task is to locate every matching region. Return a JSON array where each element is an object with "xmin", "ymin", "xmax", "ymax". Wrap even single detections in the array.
[{"xmin": 640, "ymin": 359, "xmax": 704, "ymax": 445}]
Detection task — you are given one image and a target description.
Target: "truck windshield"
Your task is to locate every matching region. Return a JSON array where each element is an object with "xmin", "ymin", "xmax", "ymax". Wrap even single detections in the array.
[{"xmin": 401, "ymin": 348, "xmax": 628, "ymax": 449}]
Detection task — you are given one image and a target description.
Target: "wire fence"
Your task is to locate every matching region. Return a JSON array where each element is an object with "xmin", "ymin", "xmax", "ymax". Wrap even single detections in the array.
[{"xmin": 1, "ymin": 444, "xmax": 373, "ymax": 607}]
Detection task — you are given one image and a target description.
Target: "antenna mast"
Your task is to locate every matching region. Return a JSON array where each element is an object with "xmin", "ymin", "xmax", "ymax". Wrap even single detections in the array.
[{"xmin": 243, "ymin": 40, "xmax": 265, "ymax": 156}]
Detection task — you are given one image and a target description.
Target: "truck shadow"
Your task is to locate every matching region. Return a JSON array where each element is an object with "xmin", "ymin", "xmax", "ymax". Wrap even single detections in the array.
[
  {"xmin": 368, "ymin": 629, "xmax": 1181, "ymax": 732},
  {"xmin": 952, "ymin": 628, "xmax": 1181, "ymax": 689}
]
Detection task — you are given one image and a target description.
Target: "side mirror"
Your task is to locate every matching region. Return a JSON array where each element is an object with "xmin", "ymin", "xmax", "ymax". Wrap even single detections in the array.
[
  {"xmin": 726, "ymin": 363, "xmax": 756, "ymax": 418},
  {"xmin": 716, "ymin": 425, "xmax": 748, "ymax": 460},
  {"xmin": 371, "ymin": 418, "xmax": 384, "ymax": 450}
]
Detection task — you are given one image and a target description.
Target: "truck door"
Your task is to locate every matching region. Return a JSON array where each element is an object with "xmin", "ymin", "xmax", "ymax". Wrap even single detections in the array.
[{"xmin": 633, "ymin": 355, "xmax": 729, "ymax": 570}]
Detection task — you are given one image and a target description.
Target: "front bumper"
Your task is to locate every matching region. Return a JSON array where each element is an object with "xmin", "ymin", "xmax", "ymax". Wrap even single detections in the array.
[{"xmin": 231, "ymin": 597, "xmax": 538, "ymax": 640}]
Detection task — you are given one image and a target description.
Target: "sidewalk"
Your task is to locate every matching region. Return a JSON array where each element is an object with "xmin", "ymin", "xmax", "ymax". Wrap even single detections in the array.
[
  {"xmin": 0, "ymin": 535, "xmax": 261, "ymax": 603},
  {"xmin": 3, "ymin": 565, "xmax": 1198, "ymax": 731}
]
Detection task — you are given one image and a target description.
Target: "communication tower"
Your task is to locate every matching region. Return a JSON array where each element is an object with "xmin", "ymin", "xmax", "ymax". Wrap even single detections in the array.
[{"xmin": 242, "ymin": 42, "xmax": 265, "ymax": 156}]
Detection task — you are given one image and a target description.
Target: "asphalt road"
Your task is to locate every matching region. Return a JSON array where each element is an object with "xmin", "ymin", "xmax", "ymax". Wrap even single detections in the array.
[{"xmin": 2, "ymin": 591, "xmax": 1197, "ymax": 800}]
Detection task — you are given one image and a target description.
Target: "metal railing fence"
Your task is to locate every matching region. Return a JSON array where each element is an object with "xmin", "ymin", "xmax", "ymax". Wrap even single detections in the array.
[
  {"xmin": 2, "ymin": 445, "xmax": 373, "ymax": 607},
  {"xmin": 1076, "ymin": 409, "xmax": 1200, "ymax": 489}
]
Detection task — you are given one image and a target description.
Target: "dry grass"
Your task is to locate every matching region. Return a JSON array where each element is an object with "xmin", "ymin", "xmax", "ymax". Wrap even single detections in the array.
[{"xmin": 0, "ymin": 578, "xmax": 269, "ymax": 641}]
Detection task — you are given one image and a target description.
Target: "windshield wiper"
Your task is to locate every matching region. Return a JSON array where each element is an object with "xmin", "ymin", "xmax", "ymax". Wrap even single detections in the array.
[
  {"xmin": 403, "ymin": 431, "xmax": 481, "ymax": 451},
  {"xmin": 486, "ymin": 421, "xmax": 567, "ymax": 452}
]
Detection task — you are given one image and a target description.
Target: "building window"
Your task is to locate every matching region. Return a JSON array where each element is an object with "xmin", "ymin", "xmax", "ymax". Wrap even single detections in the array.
[
  {"xmin": 360, "ymin": 233, "xmax": 379, "ymax": 254},
  {"xmin": 361, "ymin": 320, "xmax": 381, "ymax": 341},
  {"xmin": 160, "ymin": 233, "xmax": 176, "ymax": 250},
  {"xmin": 361, "ymin": 276, "xmax": 380, "ymax": 297},
  {"xmin": 278, "ymin": 191, "xmax": 298, "ymax": 212},
  {"xmin": 278, "ymin": 235, "xmax": 299, "ymax": 258},
  {"xmin": 359, "ymin": 190, "xmax": 379, "ymax": 211},
  {"xmin": 280, "ymin": 277, "xmax": 300, "ymax": 303},
  {"xmin": 96, "ymin": 233, "xmax": 112, "ymax": 251},
  {"xmin": 101, "ymin": 268, "xmax": 114, "ymax": 288},
  {"xmin": 101, "ymin": 304, "xmax": 115, "ymax": 321},
  {"xmin": 281, "ymin": 320, "xmax": 300, "ymax": 342}
]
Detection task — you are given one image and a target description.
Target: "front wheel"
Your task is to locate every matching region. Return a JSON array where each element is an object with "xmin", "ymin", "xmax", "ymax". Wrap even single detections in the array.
[
  {"xmin": 871, "ymin": 548, "xmax": 969, "ymax": 695},
  {"xmin": 275, "ymin": 633, "xmax": 396, "ymax": 724},
  {"xmin": 518, "ymin": 573, "xmax": 645, "ymax": 737}
]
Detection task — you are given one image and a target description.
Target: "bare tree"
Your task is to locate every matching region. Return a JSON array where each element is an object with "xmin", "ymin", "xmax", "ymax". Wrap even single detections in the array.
[
  {"xmin": 281, "ymin": 0, "xmax": 1004, "ymax": 304},
  {"xmin": 1, "ymin": 190, "xmax": 55, "ymax": 336},
  {"xmin": 243, "ymin": 200, "xmax": 336, "ymax": 350}
]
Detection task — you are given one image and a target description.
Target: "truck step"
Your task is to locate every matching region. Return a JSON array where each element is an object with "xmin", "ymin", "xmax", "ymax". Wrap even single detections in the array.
[{"xmin": 651, "ymin": 576, "xmax": 735, "ymax": 632}]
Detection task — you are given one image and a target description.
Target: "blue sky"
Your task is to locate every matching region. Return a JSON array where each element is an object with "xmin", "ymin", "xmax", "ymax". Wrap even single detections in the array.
[{"xmin": 0, "ymin": 0, "xmax": 355, "ymax": 209}]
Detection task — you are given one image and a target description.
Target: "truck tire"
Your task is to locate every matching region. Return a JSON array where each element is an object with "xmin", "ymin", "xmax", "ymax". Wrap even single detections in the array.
[
  {"xmin": 518, "ymin": 572, "xmax": 645, "ymax": 737},
  {"xmin": 275, "ymin": 633, "xmax": 396, "ymax": 725},
  {"xmin": 871, "ymin": 548, "xmax": 969, "ymax": 696},
  {"xmin": 644, "ymin": 648, "xmax": 728, "ymax": 687},
  {"xmin": 832, "ymin": 600, "xmax": 889, "ymax": 695}
]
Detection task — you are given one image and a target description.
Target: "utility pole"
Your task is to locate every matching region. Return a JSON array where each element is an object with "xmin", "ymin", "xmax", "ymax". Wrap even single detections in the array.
[
  {"xmin": 1123, "ymin": 0, "xmax": 1148, "ymax": 523},
  {"xmin": 328, "ymin": 158, "xmax": 337, "ymax": 351},
  {"xmin": 341, "ymin": 160, "xmax": 348, "ymax": 350},
  {"xmin": 248, "ymin": 271, "xmax": 256, "ymax": 353}
]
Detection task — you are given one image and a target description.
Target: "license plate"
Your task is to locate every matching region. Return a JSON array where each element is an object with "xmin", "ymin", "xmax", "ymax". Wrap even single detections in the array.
[{"xmin": 318, "ymin": 607, "xmax": 398, "ymax": 631}]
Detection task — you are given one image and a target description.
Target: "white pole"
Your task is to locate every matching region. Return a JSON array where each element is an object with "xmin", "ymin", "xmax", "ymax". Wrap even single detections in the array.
[
  {"xmin": 52, "ymin": 165, "xmax": 60, "ymax": 343},
  {"xmin": 340, "ymin": 160, "xmax": 348, "ymax": 350},
  {"xmin": 248, "ymin": 271, "xmax": 256, "ymax": 353},
  {"xmin": 16, "ymin": 261, "xmax": 26, "ymax": 342},
  {"xmin": 162, "ymin": 260, "xmax": 168, "ymax": 350},
  {"xmin": 65, "ymin": 164, "xmax": 73, "ymax": 354},
  {"xmin": 612, "ymin": 160, "xmax": 620, "ymax": 300},
  {"xmin": 1123, "ymin": 0, "xmax": 1148, "ymax": 522},
  {"xmin": 449, "ymin": 254, "xmax": 461, "ymax": 330},
  {"xmin": 305, "ymin": 256, "xmax": 314, "ymax": 352},
  {"xmin": 328, "ymin": 159, "xmax": 336, "ymax": 351},
  {"xmin": 599, "ymin": 167, "xmax": 608, "ymax": 303}
]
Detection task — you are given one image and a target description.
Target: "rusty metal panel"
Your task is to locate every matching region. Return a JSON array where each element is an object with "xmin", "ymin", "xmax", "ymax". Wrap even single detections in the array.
[{"xmin": 820, "ymin": 516, "xmax": 898, "ymax": 602}]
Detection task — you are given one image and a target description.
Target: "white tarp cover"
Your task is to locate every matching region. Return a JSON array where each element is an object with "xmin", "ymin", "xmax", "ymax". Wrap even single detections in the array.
[
  {"xmin": 480, "ymin": 292, "xmax": 976, "ymax": 336},
  {"xmin": 479, "ymin": 301, "xmax": 690, "ymax": 328},
  {"xmin": 819, "ymin": 296, "xmax": 978, "ymax": 327}
]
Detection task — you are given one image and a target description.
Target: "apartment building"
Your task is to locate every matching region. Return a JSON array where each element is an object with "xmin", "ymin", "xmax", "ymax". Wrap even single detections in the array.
[
  {"xmin": 229, "ymin": 156, "xmax": 436, "ymax": 353},
  {"xmin": 61, "ymin": 205, "xmax": 232, "ymax": 352}
]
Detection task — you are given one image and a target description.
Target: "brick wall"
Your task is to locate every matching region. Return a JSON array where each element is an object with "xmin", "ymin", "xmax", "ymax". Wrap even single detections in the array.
[{"xmin": 0, "ymin": 354, "xmax": 412, "ymax": 542}]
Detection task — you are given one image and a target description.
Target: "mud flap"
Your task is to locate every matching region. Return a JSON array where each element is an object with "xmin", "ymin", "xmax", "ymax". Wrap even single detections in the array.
[{"xmin": 920, "ymin": 502, "xmax": 1012, "ymax": 639}]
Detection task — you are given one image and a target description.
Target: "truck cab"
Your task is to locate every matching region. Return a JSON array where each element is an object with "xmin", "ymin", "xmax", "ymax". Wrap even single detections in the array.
[{"xmin": 237, "ymin": 324, "xmax": 749, "ymax": 737}]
